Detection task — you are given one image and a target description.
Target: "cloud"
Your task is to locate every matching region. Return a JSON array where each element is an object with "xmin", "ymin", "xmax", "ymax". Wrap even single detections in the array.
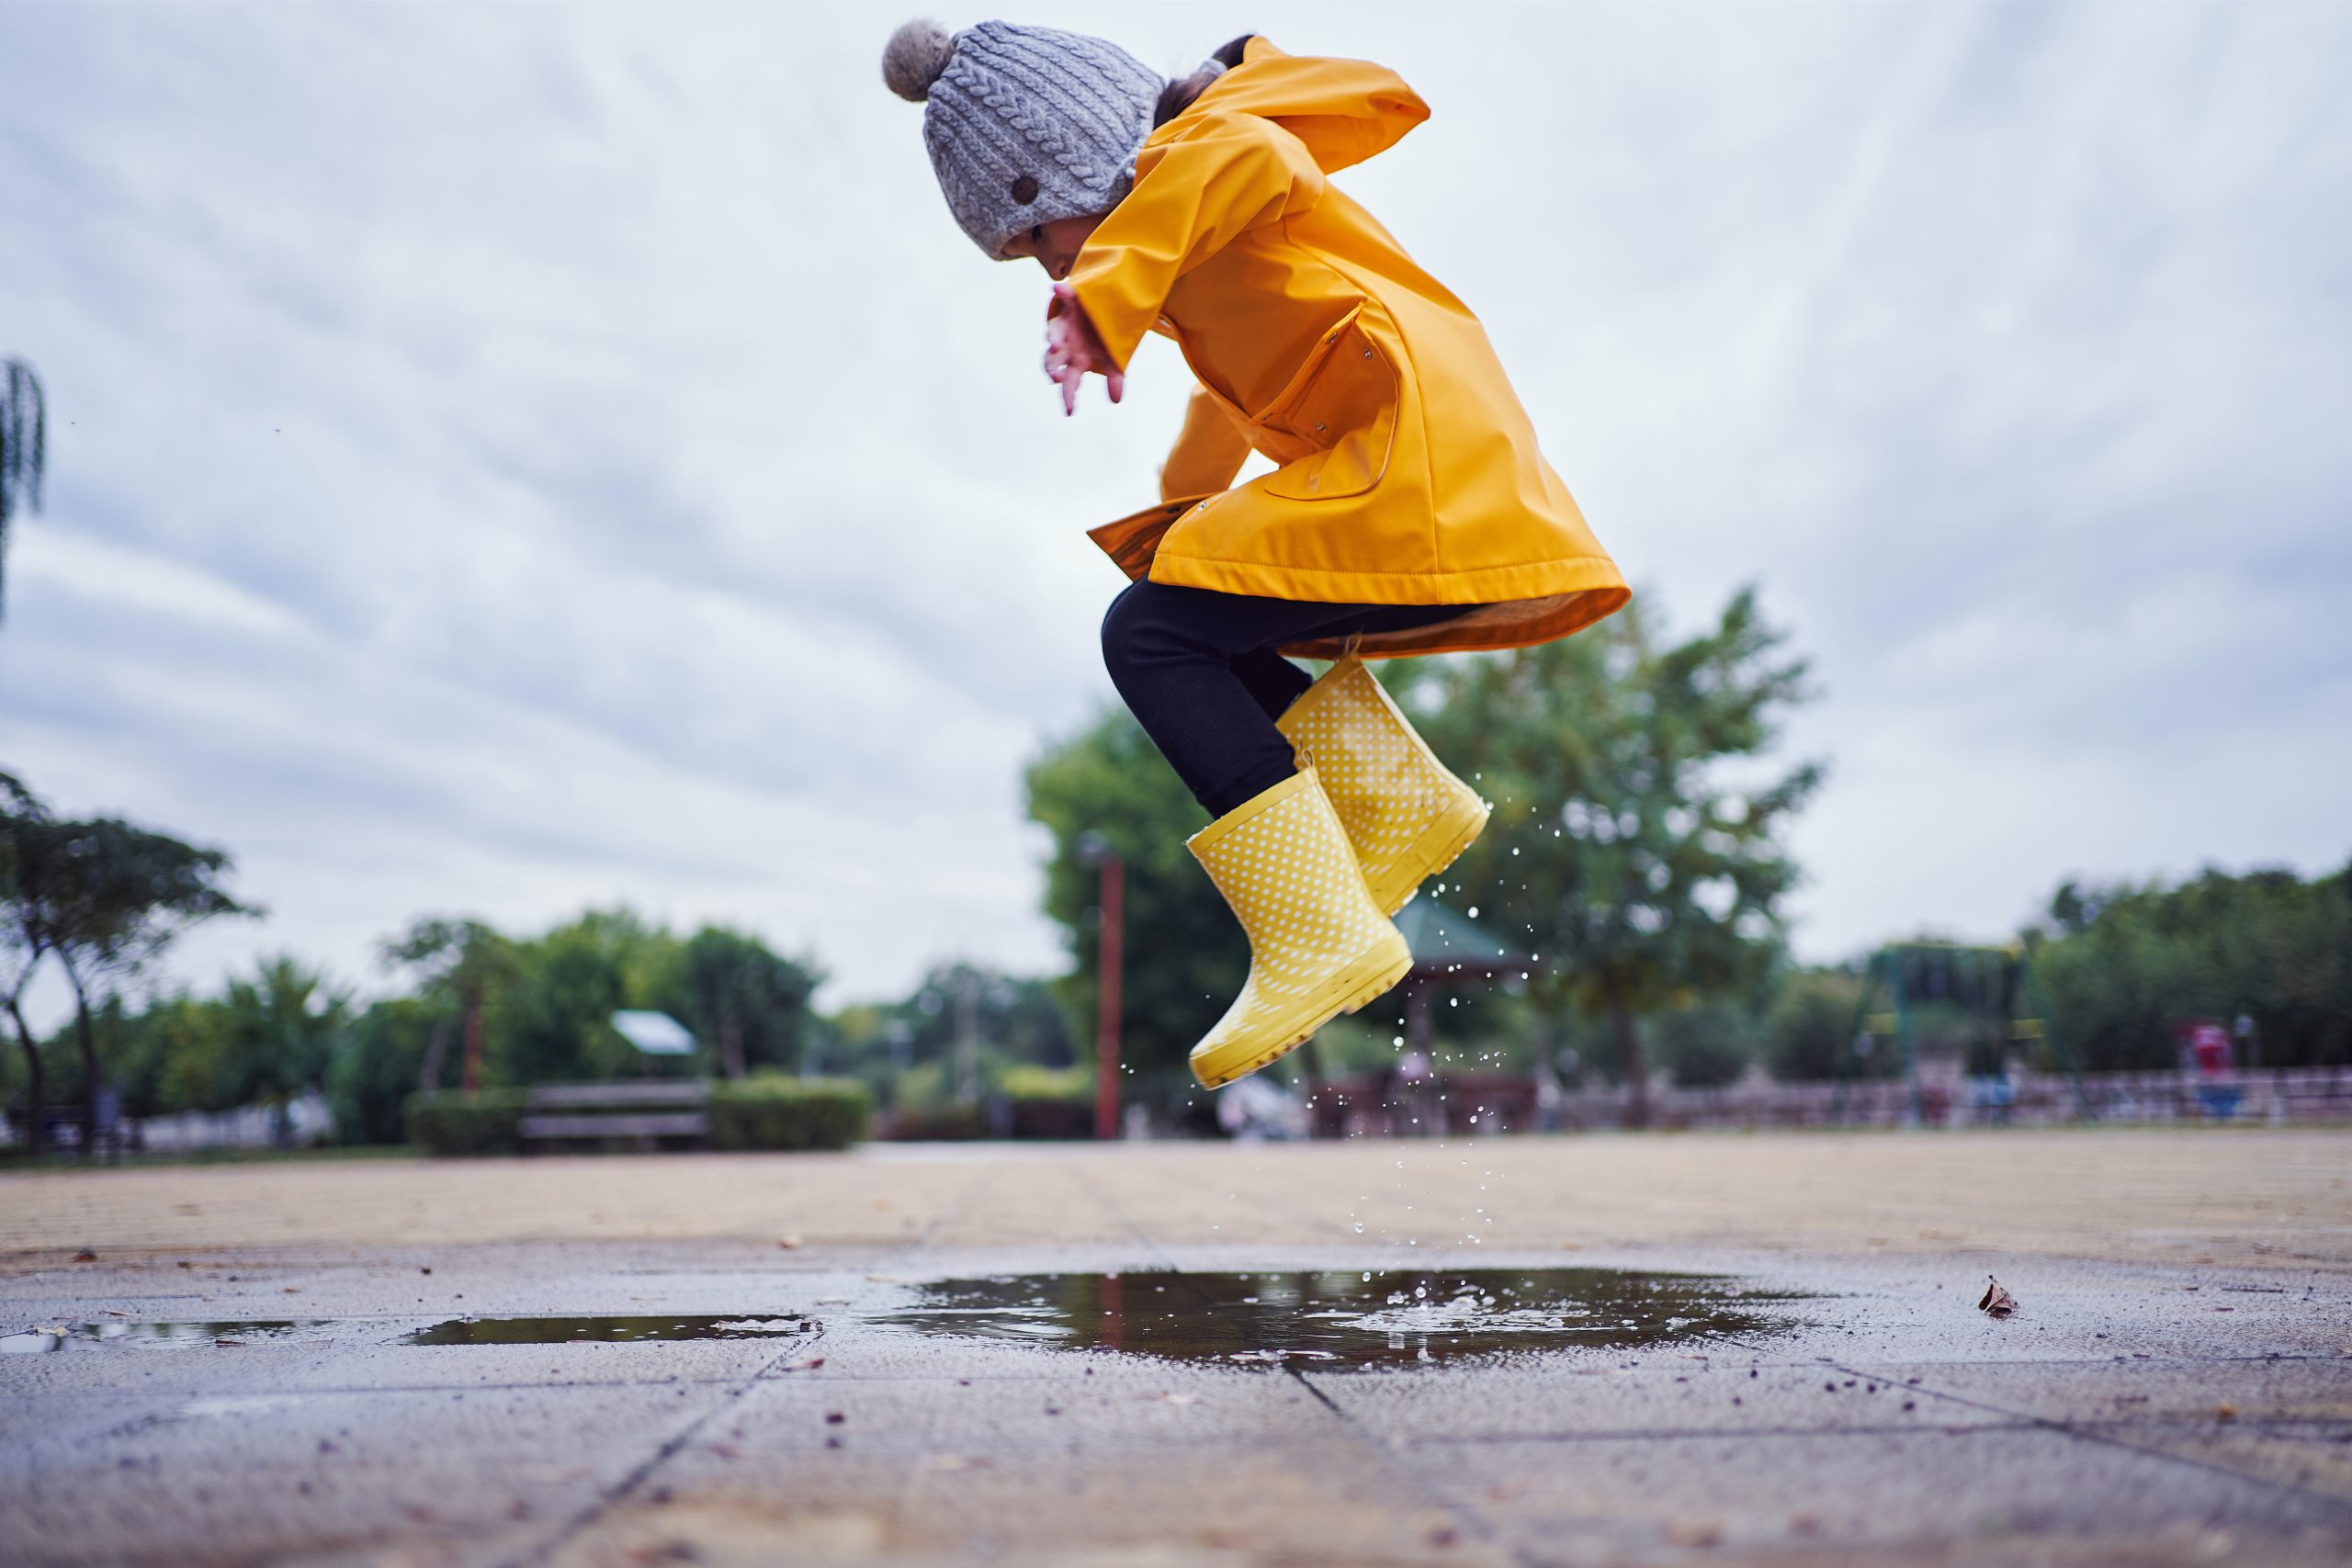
[{"xmin": 1, "ymin": 1, "xmax": 2346, "ymax": 1015}]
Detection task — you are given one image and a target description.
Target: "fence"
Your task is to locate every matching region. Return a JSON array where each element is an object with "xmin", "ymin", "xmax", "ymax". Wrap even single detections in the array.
[{"xmin": 1304, "ymin": 1066, "xmax": 2352, "ymax": 1136}]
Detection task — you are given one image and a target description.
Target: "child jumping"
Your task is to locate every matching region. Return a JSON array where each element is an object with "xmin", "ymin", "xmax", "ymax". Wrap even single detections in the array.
[{"xmin": 884, "ymin": 19, "xmax": 1628, "ymax": 1090}]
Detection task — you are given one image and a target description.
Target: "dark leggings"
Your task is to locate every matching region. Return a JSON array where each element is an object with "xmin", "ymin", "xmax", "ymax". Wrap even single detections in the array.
[{"xmin": 1100, "ymin": 579, "xmax": 1467, "ymax": 817}]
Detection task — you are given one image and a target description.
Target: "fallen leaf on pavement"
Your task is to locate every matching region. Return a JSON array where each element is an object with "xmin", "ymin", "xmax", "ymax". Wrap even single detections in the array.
[{"xmin": 1978, "ymin": 1276, "xmax": 2018, "ymax": 1318}]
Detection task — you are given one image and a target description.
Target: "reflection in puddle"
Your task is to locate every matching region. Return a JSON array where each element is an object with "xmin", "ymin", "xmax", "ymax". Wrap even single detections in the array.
[
  {"xmin": 401, "ymin": 1314, "xmax": 810, "ymax": 1345},
  {"xmin": 1, "ymin": 1321, "xmax": 332, "ymax": 1353},
  {"xmin": 875, "ymin": 1269, "xmax": 1804, "ymax": 1368}
]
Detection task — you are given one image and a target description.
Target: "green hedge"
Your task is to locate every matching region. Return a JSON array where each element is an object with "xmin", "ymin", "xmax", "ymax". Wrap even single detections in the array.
[
  {"xmin": 406, "ymin": 1079, "xmax": 868, "ymax": 1156},
  {"xmin": 404, "ymin": 1089, "xmax": 529, "ymax": 1156},
  {"xmin": 708, "ymin": 1076, "xmax": 870, "ymax": 1152},
  {"xmin": 987, "ymin": 1065, "xmax": 1089, "ymax": 1139}
]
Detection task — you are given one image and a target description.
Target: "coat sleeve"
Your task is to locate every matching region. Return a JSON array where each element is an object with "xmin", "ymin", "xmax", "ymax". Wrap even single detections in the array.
[
  {"xmin": 1066, "ymin": 112, "xmax": 1327, "ymax": 372},
  {"xmin": 1159, "ymin": 384, "xmax": 1254, "ymax": 502}
]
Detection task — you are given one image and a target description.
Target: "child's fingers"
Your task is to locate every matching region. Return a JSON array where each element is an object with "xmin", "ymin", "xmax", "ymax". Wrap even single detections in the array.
[{"xmin": 1106, "ymin": 369, "xmax": 1125, "ymax": 404}]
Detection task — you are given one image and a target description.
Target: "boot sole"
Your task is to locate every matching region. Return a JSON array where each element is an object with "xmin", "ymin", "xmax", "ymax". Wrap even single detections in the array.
[
  {"xmin": 1368, "ymin": 792, "xmax": 1492, "ymax": 917},
  {"xmin": 1190, "ymin": 932, "xmax": 1413, "ymax": 1090}
]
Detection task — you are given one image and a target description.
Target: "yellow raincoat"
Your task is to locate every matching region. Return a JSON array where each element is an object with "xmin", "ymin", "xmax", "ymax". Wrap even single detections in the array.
[{"xmin": 1070, "ymin": 38, "xmax": 1629, "ymax": 660}]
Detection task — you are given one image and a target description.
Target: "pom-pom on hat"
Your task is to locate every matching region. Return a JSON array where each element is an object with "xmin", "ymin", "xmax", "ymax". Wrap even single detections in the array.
[{"xmin": 882, "ymin": 17, "xmax": 1162, "ymax": 259}]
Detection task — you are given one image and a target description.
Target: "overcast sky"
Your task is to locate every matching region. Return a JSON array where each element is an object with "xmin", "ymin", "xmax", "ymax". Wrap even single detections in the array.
[{"xmin": 2, "ymin": 1, "xmax": 2346, "ymax": 1012}]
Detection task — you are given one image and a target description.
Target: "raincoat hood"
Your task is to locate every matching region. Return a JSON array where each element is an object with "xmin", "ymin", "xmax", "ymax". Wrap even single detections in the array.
[{"xmin": 1180, "ymin": 37, "xmax": 1430, "ymax": 175}]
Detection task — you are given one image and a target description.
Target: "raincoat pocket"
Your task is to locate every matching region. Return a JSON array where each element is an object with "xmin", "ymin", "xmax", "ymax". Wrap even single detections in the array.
[{"xmin": 1255, "ymin": 310, "xmax": 1398, "ymax": 502}]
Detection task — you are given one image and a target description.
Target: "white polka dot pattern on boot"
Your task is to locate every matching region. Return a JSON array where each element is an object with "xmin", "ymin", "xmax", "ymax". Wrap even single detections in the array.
[
  {"xmin": 1185, "ymin": 767, "xmax": 1408, "ymax": 1082},
  {"xmin": 1277, "ymin": 658, "xmax": 1489, "ymax": 914}
]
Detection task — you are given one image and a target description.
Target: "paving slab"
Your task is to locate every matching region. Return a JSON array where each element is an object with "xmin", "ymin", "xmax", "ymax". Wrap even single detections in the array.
[
  {"xmin": 5, "ymin": 1134, "xmax": 2352, "ymax": 1565},
  {"xmin": 1407, "ymin": 1425, "xmax": 2352, "ymax": 1562},
  {"xmin": 6, "ymin": 1132, "xmax": 2349, "ymax": 1268},
  {"xmin": 1299, "ymin": 1359, "xmax": 2017, "ymax": 1443},
  {"xmin": 6, "ymin": 1381, "xmax": 733, "ymax": 1568},
  {"xmin": 579, "ymin": 1436, "xmax": 1497, "ymax": 1568}
]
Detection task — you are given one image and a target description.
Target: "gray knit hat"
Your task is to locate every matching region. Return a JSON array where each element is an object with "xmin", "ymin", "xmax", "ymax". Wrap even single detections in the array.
[{"xmin": 882, "ymin": 17, "xmax": 1162, "ymax": 259}]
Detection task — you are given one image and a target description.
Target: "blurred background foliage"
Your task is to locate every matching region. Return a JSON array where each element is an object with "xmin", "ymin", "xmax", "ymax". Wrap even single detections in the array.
[{"xmin": 7, "ymin": 578, "xmax": 2349, "ymax": 1149}]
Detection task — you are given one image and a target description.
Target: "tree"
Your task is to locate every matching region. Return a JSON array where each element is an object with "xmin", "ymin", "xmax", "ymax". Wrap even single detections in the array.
[
  {"xmin": 1408, "ymin": 588, "xmax": 1821, "ymax": 1124},
  {"xmin": 1026, "ymin": 707, "xmax": 1242, "ymax": 1099},
  {"xmin": 1651, "ymin": 1000, "xmax": 1761, "ymax": 1089},
  {"xmin": 214, "ymin": 957, "xmax": 348, "ymax": 1143},
  {"xmin": 492, "ymin": 908, "xmax": 680, "ymax": 1085},
  {"xmin": 379, "ymin": 918, "xmax": 512, "ymax": 1093},
  {"xmin": 2032, "ymin": 865, "xmax": 2352, "ymax": 1070},
  {"xmin": 326, "ymin": 998, "xmax": 442, "ymax": 1145},
  {"xmin": 1, "ymin": 356, "xmax": 45, "ymax": 619},
  {"xmin": 1, "ymin": 772, "xmax": 52, "ymax": 1153},
  {"xmin": 6, "ymin": 798, "xmax": 251, "ymax": 1153},
  {"xmin": 1766, "ymin": 967, "xmax": 1873, "ymax": 1082},
  {"xmin": 672, "ymin": 926, "xmax": 821, "ymax": 1079}
]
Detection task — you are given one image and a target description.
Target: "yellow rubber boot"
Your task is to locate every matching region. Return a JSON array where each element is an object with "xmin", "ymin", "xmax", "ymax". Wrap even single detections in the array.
[
  {"xmin": 1277, "ymin": 656, "xmax": 1490, "ymax": 915},
  {"xmin": 1187, "ymin": 767, "xmax": 1412, "ymax": 1089}
]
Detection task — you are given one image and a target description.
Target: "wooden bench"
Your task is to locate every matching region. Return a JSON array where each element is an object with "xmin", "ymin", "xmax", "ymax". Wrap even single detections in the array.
[{"xmin": 519, "ymin": 1081, "xmax": 711, "ymax": 1146}]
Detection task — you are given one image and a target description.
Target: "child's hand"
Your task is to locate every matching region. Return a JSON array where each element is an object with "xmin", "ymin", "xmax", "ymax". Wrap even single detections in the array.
[{"xmin": 1044, "ymin": 281, "xmax": 1124, "ymax": 416}]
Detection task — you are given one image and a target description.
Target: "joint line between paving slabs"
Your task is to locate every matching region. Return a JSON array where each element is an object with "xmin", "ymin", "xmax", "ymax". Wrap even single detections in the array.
[
  {"xmin": 1819, "ymin": 1357, "xmax": 2352, "ymax": 1521},
  {"xmin": 510, "ymin": 1155, "xmax": 1015, "ymax": 1563},
  {"xmin": 1080, "ymin": 1158, "xmax": 1531, "ymax": 1561},
  {"xmin": 506, "ymin": 1324, "xmax": 830, "ymax": 1568},
  {"xmin": 1292, "ymin": 1366, "xmax": 1541, "ymax": 1568}
]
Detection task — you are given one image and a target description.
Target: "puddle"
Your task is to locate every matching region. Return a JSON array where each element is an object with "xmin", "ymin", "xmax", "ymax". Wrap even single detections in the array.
[
  {"xmin": 873, "ymin": 1269, "xmax": 1805, "ymax": 1368},
  {"xmin": 2, "ymin": 1320, "xmax": 335, "ymax": 1353},
  {"xmin": 6, "ymin": 1274, "xmax": 1804, "ymax": 1365},
  {"xmin": 401, "ymin": 1314, "xmax": 810, "ymax": 1345}
]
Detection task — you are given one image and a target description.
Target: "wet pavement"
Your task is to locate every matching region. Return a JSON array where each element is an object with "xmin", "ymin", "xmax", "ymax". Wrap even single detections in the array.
[
  {"xmin": 5, "ymin": 1135, "xmax": 2351, "ymax": 1565},
  {"xmin": 869, "ymin": 1267, "xmax": 1810, "ymax": 1367},
  {"xmin": 5, "ymin": 1241, "xmax": 2349, "ymax": 1567}
]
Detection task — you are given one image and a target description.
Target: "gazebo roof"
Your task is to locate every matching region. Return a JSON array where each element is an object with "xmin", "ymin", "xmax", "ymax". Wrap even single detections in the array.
[{"xmin": 1392, "ymin": 897, "xmax": 1539, "ymax": 981}]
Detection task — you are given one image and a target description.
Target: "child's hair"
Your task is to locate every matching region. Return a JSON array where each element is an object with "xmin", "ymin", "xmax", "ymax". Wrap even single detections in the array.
[{"xmin": 1153, "ymin": 36, "xmax": 1256, "ymax": 128}]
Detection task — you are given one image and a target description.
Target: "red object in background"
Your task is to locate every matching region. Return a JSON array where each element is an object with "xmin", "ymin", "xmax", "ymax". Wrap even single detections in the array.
[
  {"xmin": 2177, "ymin": 1019, "xmax": 2233, "ymax": 1077},
  {"xmin": 1095, "ymin": 852, "xmax": 1124, "ymax": 1140}
]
